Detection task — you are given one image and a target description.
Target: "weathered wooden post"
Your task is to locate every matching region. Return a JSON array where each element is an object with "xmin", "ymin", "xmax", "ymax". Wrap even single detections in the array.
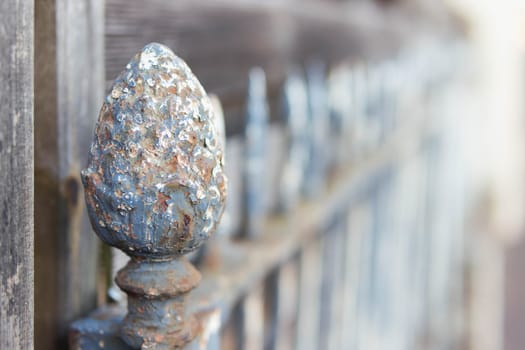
[{"xmin": 81, "ymin": 43, "xmax": 227, "ymax": 349}]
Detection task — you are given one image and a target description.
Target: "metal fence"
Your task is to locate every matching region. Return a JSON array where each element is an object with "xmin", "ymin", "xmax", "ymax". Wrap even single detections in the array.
[{"xmin": 69, "ymin": 37, "xmax": 469, "ymax": 350}]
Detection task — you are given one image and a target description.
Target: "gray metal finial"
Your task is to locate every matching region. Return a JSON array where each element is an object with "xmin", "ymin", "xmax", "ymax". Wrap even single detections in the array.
[{"xmin": 81, "ymin": 43, "xmax": 227, "ymax": 349}]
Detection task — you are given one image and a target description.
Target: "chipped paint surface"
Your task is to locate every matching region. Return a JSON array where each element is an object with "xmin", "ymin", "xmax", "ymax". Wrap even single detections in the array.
[{"xmin": 82, "ymin": 43, "xmax": 227, "ymax": 258}]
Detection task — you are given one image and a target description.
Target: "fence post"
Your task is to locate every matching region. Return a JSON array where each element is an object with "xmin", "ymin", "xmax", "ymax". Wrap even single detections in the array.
[
  {"xmin": 0, "ymin": 0, "xmax": 34, "ymax": 349},
  {"xmin": 81, "ymin": 43, "xmax": 227, "ymax": 349}
]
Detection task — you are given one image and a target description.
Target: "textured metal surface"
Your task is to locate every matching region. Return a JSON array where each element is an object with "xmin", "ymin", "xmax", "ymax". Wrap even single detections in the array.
[
  {"xmin": 115, "ymin": 258, "xmax": 201, "ymax": 348},
  {"xmin": 69, "ymin": 306, "xmax": 127, "ymax": 350},
  {"xmin": 69, "ymin": 306, "xmax": 221, "ymax": 350},
  {"xmin": 82, "ymin": 42, "xmax": 227, "ymax": 258},
  {"xmin": 79, "ymin": 43, "xmax": 227, "ymax": 349},
  {"xmin": 0, "ymin": 0, "xmax": 34, "ymax": 348}
]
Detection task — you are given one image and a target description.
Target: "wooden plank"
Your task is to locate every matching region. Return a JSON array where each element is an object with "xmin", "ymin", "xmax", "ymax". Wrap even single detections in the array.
[
  {"xmin": 0, "ymin": 0, "xmax": 34, "ymax": 348},
  {"xmin": 34, "ymin": 1, "xmax": 60, "ymax": 348},
  {"xmin": 34, "ymin": 0, "xmax": 105, "ymax": 348}
]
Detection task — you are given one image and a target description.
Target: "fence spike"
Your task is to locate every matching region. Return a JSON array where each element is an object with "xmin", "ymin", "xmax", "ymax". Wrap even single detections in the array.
[
  {"xmin": 278, "ymin": 69, "xmax": 309, "ymax": 212},
  {"xmin": 242, "ymin": 67, "xmax": 269, "ymax": 238},
  {"xmin": 304, "ymin": 61, "xmax": 329, "ymax": 198},
  {"xmin": 81, "ymin": 43, "xmax": 227, "ymax": 349}
]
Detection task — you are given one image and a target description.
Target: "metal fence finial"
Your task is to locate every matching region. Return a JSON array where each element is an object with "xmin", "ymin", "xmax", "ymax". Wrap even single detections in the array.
[{"xmin": 81, "ymin": 42, "xmax": 227, "ymax": 349}]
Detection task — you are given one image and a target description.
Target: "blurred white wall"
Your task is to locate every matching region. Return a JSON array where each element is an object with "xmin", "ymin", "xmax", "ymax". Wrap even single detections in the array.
[{"xmin": 443, "ymin": 2, "xmax": 525, "ymax": 350}]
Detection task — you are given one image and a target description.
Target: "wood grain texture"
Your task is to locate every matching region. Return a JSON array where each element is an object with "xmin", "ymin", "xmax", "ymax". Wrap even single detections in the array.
[
  {"xmin": 0, "ymin": 0, "xmax": 34, "ymax": 348},
  {"xmin": 34, "ymin": 1, "xmax": 60, "ymax": 348},
  {"xmin": 34, "ymin": 0, "xmax": 105, "ymax": 348},
  {"xmin": 55, "ymin": 0, "xmax": 105, "ymax": 337}
]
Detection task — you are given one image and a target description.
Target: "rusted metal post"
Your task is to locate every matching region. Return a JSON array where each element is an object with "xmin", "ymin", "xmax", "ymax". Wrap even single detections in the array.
[{"xmin": 81, "ymin": 43, "xmax": 227, "ymax": 349}]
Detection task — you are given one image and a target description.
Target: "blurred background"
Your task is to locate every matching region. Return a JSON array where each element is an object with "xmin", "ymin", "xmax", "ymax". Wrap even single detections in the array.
[
  {"xmin": 444, "ymin": 1, "xmax": 525, "ymax": 349},
  {"xmin": 28, "ymin": 0, "xmax": 525, "ymax": 349}
]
